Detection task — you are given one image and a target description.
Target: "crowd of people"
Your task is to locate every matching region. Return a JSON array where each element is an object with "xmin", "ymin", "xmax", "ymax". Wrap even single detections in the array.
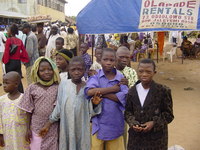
[{"xmin": 0, "ymin": 22, "xmax": 174, "ymax": 150}]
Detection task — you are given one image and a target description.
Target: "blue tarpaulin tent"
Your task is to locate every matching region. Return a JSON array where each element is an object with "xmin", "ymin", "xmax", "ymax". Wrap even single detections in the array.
[{"xmin": 77, "ymin": 0, "xmax": 200, "ymax": 34}]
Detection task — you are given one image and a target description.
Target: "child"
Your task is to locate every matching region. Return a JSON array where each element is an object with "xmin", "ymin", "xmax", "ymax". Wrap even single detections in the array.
[
  {"xmin": 51, "ymin": 37, "xmax": 65, "ymax": 60},
  {"xmin": 17, "ymin": 57, "xmax": 60, "ymax": 150},
  {"xmin": 0, "ymin": 71, "xmax": 29, "ymax": 149},
  {"xmin": 125, "ymin": 59, "xmax": 174, "ymax": 150},
  {"xmin": 89, "ymin": 46, "xmax": 102, "ymax": 76},
  {"xmin": 55, "ymin": 49, "xmax": 74, "ymax": 80},
  {"xmin": 39, "ymin": 56, "xmax": 99, "ymax": 150},
  {"xmin": 85, "ymin": 48, "xmax": 129, "ymax": 150},
  {"xmin": 80, "ymin": 43, "xmax": 92, "ymax": 80}
]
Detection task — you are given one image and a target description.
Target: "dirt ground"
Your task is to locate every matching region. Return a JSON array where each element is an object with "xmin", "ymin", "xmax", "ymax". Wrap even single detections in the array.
[{"xmin": 0, "ymin": 50, "xmax": 199, "ymax": 149}]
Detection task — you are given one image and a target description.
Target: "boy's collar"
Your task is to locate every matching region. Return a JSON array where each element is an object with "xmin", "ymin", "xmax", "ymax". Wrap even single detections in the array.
[
  {"xmin": 99, "ymin": 68, "xmax": 122, "ymax": 81},
  {"xmin": 136, "ymin": 80, "xmax": 155, "ymax": 87}
]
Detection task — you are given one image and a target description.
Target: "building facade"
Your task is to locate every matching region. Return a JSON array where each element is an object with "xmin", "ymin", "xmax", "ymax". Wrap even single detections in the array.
[{"xmin": 0, "ymin": 0, "xmax": 67, "ymax": 22}]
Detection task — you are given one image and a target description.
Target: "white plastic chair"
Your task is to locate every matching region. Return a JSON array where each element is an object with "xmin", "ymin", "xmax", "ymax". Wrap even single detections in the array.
[{"xmin": 166, "ymin": 46, "xmax": 177, "ymax": 62}]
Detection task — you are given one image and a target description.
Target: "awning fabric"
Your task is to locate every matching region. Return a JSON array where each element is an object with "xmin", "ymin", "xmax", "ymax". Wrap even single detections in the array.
[{"xmin": 77, "ymin": 0, "xmax": 200, "ymax": 34}]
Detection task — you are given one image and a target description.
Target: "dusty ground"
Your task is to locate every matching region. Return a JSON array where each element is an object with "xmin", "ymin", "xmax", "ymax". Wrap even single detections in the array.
[{"xmin": 0, "ymin": 50, "xmax": 199, "ymax": 149}]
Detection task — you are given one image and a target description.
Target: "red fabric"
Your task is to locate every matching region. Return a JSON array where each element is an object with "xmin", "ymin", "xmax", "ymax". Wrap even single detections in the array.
[
  {"xmin": 157, "ymin": 32, "xmax": 165, "ymax": 56},
  {"xmin": 2, "ymin": 37, "xmax": 29, "ymax": 64}
]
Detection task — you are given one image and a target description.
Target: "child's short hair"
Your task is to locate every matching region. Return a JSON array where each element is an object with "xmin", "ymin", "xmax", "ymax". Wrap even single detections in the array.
[
  {"xmin": 139, "ymin": 58, "xmax": 156, "ymax": 71},
  {"xmin": 95, "ymin": 47, "xmax": 102, "ymax": 53},
  {"xmin": 69, "ymin": 56, "xmax": 86, "ymax": 69},
  {"xmin": 101, "ymin": 48, "xmax": 116, "ymax": 58},
  {"xmin": 56, "ymin": 37, "xmax": 64, "ymax": 44},
  {"xmin": 4, "ymin": 71, "xmax": 21, "ymax": 84}
]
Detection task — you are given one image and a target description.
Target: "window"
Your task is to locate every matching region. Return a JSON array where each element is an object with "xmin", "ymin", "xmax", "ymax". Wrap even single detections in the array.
[{"xmin": 18, "ymin": 0, "xmax": 27, "ymax": 3}]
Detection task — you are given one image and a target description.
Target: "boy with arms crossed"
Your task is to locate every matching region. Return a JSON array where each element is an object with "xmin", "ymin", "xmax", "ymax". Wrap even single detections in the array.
[{"xmin": 85, "ymin": 48, "xmax": 128, "ymax": 150}]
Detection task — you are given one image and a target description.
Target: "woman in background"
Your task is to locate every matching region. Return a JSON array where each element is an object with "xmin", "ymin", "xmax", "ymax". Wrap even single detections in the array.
[{"xmin": 2, "ymin": 24, "xmax": 29, "ymax": 93}]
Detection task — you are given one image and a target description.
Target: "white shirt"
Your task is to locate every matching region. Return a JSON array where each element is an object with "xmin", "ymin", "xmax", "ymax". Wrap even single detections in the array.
[
  {"xmin": 136, "ymin": 83, "xmax": 150, "ymax": 107},
  {"xmin": 16, "ymin": 31, "xmax": 26, "ymax": 45},
  {"xmin": 0, "ymin": 32, "xmax": 6, "ymax": 52},
  {"xmin": 172, "ymin": 31, "xmax": 179, "ymax": 38},
  {"xmin": 45, "ymin": 33, "xmax": 61, "ymax": 58},
  {"xmin": 60, "ymin": 72, "xmax": 68, "ymax": 81}
]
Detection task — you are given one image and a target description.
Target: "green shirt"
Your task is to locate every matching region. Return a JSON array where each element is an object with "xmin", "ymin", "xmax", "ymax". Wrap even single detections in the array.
[{"xmin": 119, "ymin": 66, "xmax": 138, "ymax": 88}]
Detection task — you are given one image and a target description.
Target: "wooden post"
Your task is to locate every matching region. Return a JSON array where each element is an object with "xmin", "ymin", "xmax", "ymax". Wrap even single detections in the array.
[{"xmin": 92, "ymin": 35, "xmax": 95, "ymax": 63}]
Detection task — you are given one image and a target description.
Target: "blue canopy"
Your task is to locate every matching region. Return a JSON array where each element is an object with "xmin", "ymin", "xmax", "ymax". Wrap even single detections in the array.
[{"xmin": 77, "ymin": 0, "xmax": 200, "ymax": 34}]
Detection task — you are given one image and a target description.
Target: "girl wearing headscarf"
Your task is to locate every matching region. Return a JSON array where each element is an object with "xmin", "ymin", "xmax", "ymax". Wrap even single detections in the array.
[
  {"xmin": 55, "ymin": 49, "xmax": 73, "ymax": 80},
  {"xmin": 18, "ymin": 57, "xmax": 60, "ymax": 150}
]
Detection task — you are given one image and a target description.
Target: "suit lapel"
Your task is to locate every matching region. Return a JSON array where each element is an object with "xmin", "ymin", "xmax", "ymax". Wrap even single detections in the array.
[
  {"xmin": 143, "ymin": 81, "xmax": 156, "ymax": 108},
  {"xmin": 132, "ymin": 85, "xmax": 142, "ymax": 108}
]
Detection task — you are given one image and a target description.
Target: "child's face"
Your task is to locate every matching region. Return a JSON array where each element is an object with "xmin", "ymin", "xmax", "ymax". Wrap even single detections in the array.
[
  {"xmin": 137, "ymin": 63, "xmax": 156, "ymax": 84},
  {"xmin": 38, "ymin": 61, "xmax": 54, "ymax": 82},
  {"xmin": 80, "ymin": 43, "xmax": 89, "ymax": 55},
  {"xmin": 69, "ymin": 62, "xmax": 85, "ymax": 83},
  {"xmin": 3, "ymin": 76, "xmax": 18, "ymax": 93},
  {"xmin": 56, "ymin": 54, "xmax": 68, "ymax": 71},
  {"xmin": 95, "ymin": 49, "xmax": 102, "ymax": 62},
  {"xmin": 56, "ymin": 40, "xmax": 64, "ymax": 50},
  {"xmin": 101, "ymin": 51, "xmax": 116, "ymax": 72},
  {"xmin": 39, "ymin": 49, "xmax": 46, "ymax": 56}
]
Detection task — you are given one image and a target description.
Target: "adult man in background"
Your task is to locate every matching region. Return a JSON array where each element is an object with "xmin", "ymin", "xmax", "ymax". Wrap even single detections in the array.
[
  {"xmin": 116, "ymin": 46, "xmax": 138, "ymax": 149},
  {"xmin": 46, "ymin": 25, "xmax": 60, "ymax": 58},
  {"xmin": 116, "ymin": 46, "xmax": 138, "ymax": 88},
  {"xmin": 36, "ymin": 23, "xmax": 47, "ymax": 56},
  {"xmin": 23, "ymin": 23, "xmax": 39, "ymax": 85}
]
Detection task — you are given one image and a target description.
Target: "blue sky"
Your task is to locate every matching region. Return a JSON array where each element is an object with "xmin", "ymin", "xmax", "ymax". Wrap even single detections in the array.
[{"xmin": 65, "ymin": 0, "xmax": 91, "ymax": 16}]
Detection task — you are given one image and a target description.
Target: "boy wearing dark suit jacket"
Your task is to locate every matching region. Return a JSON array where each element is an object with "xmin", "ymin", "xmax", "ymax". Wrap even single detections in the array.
[{"xmin": 125, "ymin": 59, "xmax": 174, "ymax": 150}]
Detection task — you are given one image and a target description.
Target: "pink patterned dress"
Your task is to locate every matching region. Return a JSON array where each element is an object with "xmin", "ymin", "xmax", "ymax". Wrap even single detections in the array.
[{"xmin": 18, "ymin": 83, "xmax": 59, "ymax": 150}]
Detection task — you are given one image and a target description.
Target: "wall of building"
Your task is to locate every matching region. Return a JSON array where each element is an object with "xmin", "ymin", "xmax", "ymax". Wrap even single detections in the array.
[
  {"xmin": 0, "ymin": 0, "xmax": 66, "ymax": 21},
  {"xmin": 37, "ymin": 5, "xmax": 65, "ymax": 21},
  {"xmin": 0, "ymin": 0, "xmax": 36, "ymax": 16}
]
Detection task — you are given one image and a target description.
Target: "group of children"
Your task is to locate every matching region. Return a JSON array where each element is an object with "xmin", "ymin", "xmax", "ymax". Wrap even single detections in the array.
[{"xmin": 0, "ymin": 43, "xmax": 174, "ymax": 150}]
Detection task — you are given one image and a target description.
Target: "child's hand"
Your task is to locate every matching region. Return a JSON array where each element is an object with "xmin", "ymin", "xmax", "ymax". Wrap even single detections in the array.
[
  {"xmin": 112, "ymin": 84, "xmax": 120, "ymax": 93},
  {"xmin": 39, "ymin": 122, "xmax": 52, "ymax": 138},
  {"xmin": 120, "ymin": 78, "xmax": 128, "ymax": 86},
  {"xmin": 141, "ymin": 121, "xmax": 154, "ymax": 133},
  {"xmin": 88, "ymin": 70, "xmax": 97, "ymax": 77},
  {"xmin": 25, "ymin": 129, "xmax": 32, "ymax": 144},
  {"xmin": 132, "ymin": 125, "xmax": 143, "ymax": 133},
  {"xmin": 92, "ymin": 91, "xmax": 102, "ymax": 105},
  {"xmin": 0, "ymin": 134, "xmax": 5, "ymax": 147}
]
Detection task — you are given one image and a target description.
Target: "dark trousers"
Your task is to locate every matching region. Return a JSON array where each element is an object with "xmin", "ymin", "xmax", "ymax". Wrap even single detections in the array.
[
  {"xmin": 172, "ymin": 37, "xmax": 177, "ymax": 44},
  {"xmin": 5, "ymin": 59, "xmax": 24, "ymax": 93}
]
